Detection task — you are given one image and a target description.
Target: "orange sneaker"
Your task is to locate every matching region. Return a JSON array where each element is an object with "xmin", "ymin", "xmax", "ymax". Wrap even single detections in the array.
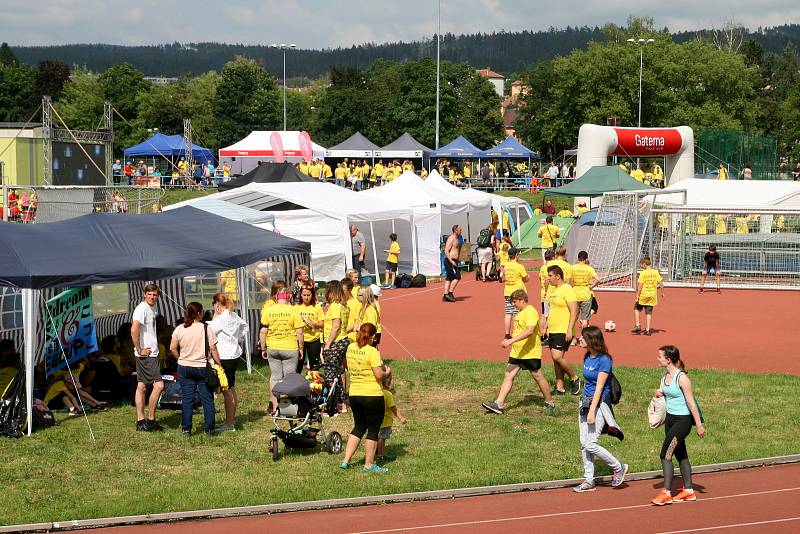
[
  {"xmin": 651, "ymin": 490, "xmax": 673, "ymax": 506},
  {"xmin": 672, "ymin": 488, "xmax": 697, "ymax": 502}
]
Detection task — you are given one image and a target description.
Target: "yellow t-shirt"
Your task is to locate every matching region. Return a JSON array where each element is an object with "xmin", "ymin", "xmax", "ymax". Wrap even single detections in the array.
[
  {"xmin": 299, "ymin": 162, "xmax": 309, "ymax": 175},
  {"xmin": 323, "ymin": 164, "xmax": 333, "ymax": 178},
  {"xmin": 361, "ymin": 164, "xmax": 370, "ymax": 177},
  {"xmin": 220, "ymin": 269, "xmax": 238, "ymax": 301},
  {"xmin": 503, "ymin": 260, "xmax": 528, "ymax": 297},
  {"xmin": 463, "ymin": 165, "xmax": 471, "ymax": 178},
  {"xmin": 637, "ymin": 268, "xmax": 662, "ymax": 306},
  {"xmin": 351, "ymin": 286, "xmax": 360, "ymax": 300},
  {"xmin": 381, "ymin": 389, "xmax": 395, "ymax": 428},
  {"xmin": 501, "ymin": 211, "xmax": 511, "ymax": 232},
  {"xmin": 696, "ymin": 215, "xmax": 709, "ymax": 235},
  {"xmin": 346, "ymin": 344, "xmax": 383, "ymax": 396},
  {"xmin": 359, "ymin": 302, "xmax": 381, "ymax": 333},
  {"xmin": 296, "ymin": 303, "xmax": 324, "ymax": 342},
  {"xmin": 263, "ymin": 303, "xmax": 303, "ymax": 350},
  {"xmin": 538, "ymin": 224, "xmax": 560, "ymax": 249},
  {"xmin": 631, "ymin": 168, "xmax": 645, "ymax": 182},
  {"xmin": 546, "ymin": 283, "xmax": 577, "ymax": 334},
  {"xmin": 658, "ymin": 213, "xmax": 669, "ymax": 229},
  {"xmin": 557, "ymin": 209, "xmax": 573, "ymax": 218},
  {"xmin": 392, "ymin": 166, "xmax": 401, "ymax": 178},
  {"xmin": 420, "ymin": 168, "xmax": 428, "ymax": 178},
  {"xmin": 715, "ymin": 215, "xmax": 727, "ymax": 234},
  {"xmin": 335, "ymin": 166, "xmax": 346, "ymax": 180},
  {"xmin": 387, "ymin": 241, "xmax": 400, "ymax": 264},
  {"xmin": 718, "ymin": 167, "xmax": 728, "ymax": 180},
  {"xmin": 551, "ymin": 258, "xmax": 572, "ymax": 284},
  {"xmin": 510, "ymin": 305, "xmax": 541, "ymax": 359},
  {"xmin": 576, "ymin": 206, "xmax": 589, "ymax": 215},
  {"xmin": 539, "ymin": 259, "xmax": 555, "ymax": 301},
  {"xmin": 374, "ymin": 164, "xmax": 384, "ymax": 178},
  {"xmin": 735, "ymin": 216, "xmax": 749, "ymax": 234},
  {"xmin": 323, "ymin": 302, "xmax": 349, "ymax": 342},
  {"xmin": 570, "ymin": 263, "xmax": 597, "ymax": 302},
  {"xmin": 346, "ymin": 298, "xmax": 361, "ymax": 342},
  {"xmin": 498, "ymin": 241, "xmax": 511, "ymax": 265}
]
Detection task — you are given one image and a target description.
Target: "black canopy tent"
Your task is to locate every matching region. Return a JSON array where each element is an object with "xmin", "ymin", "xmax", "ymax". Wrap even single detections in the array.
[
  {"xmin": 0, "ymin": 207, "xmax": 311, "ymax": 435},
  {"xmin": 218, "ymin": 162, "xmax": 316, "ymax": 191}
]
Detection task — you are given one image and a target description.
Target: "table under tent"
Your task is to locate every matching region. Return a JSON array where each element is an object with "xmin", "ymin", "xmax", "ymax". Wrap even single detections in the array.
[{"xmin": 0, "ymin": 207, "xmax": 310, "ymax": 436}]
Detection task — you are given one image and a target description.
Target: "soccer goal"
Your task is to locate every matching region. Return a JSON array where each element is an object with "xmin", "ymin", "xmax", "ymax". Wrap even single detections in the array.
[{"xmin": 645, "ymin": 207, "xmax": 800, "ymax": 290}]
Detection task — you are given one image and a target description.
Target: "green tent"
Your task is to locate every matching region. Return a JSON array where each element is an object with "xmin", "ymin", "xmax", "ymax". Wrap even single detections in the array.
[
  {"xmin": 512, "ymin": 216, "xmax": 575, "ymax": 250},
  {"xmin": 543, "ymin": 166, "xmax": 656, "ymax": 196}
]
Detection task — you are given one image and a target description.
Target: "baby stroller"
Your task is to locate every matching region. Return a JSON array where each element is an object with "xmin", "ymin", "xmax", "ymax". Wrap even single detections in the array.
[{"xmin": 269, "ymin": 372, "xmax": 343, "ymax": 461}]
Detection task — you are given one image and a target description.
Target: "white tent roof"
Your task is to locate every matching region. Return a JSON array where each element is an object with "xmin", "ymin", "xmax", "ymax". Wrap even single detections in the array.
[
  {"xmin": 164, "ymin": 196, "xmax": 275, "ymax": 228},
  {"xmin": 219, "ymin": 131, "xmax": 326, "ymax": 159},
  {"xmin": 423, "ymin": 170, "xmax": 492, "ymax": 213},
  {"xmin": 659, "ymin": 178, "xmax": 800, "ymax": 208},
  {"xmin": 466, "ymin": 188, "xmax": 531, "ymax": 213},
  {"xmin": 365, "ymin": 172, "xmax": 465, "ymax": 214}
]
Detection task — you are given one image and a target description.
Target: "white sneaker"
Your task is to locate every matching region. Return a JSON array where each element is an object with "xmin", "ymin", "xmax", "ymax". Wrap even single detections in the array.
[
  {"xmin": 611, "ymin": 464, "xmax": 628, "ymax": 487},
  {"xmin": 573, "ymin": 480, "xmax": 596, "ymax": 492}
]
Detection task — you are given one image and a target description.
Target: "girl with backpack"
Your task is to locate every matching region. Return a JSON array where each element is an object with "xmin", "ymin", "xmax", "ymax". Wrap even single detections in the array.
[
  {"xmin": 651, "ymin": 345, "xmax": 705, "ymax": 505},
  {"xmin": 573, "ymin": 326, "xmax": 628, "ymax": 493}
]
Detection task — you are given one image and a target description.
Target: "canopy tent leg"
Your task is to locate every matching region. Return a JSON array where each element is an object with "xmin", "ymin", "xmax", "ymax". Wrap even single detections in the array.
[
  {"xmin": 236, "ymin": 267, "xmax": 252, "ymax": 374},
  {"xmin": 21, "ymin": 288, "xmax": 36, "ymax": 437},
  {"xmin": 410, "ymin": 214, "xmax": 419, "ymax": 275},
  {"xmin": 466, "ymin": 212, "xmax": 472, "ymax": 245},
  {"xmin": 368, "ymin": 221, "xmax": 380, "ymax": 283},
  {"xmin": 515, "ymin": 204, "xmax": 521, "ymax": 247}
]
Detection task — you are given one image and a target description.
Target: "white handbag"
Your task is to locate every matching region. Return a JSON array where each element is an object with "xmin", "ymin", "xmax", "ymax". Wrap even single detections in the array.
[{"xmin": 648, "ymin": 395, "xmax": 666, "ymax": 429}]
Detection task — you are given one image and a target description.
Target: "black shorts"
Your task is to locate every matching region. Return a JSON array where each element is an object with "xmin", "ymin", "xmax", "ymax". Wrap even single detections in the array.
[
  {"xmin": 548, "ymin": 333, "xmax": 570, "ymax": 352},
  {"xmin": 704, "ymin": 264, "xmax": 717, "ymax": 274},
  {"xmin": 634, "ymin": 302, "xmax": 654, "ymax": 314},
  {"xmin": 508, "ymin": 357, "xmax": 542, "ymax": 371},
  {"xmin": 221, "ymin": 359, "xmax": 239, "ymax": 388},
  {"xmin": 385, "ymin": 261, "xmax": 398, "ymax": 273},
  {"xmin": 444, "ymin": 259, "xmax": 461, "ymax": 281},
  {"xmin": 135, "ymin": 357, "xmax": 162, "ymax": 384}
]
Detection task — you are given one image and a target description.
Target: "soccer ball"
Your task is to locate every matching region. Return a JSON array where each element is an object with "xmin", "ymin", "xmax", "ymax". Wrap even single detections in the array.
[{"xmin": 604, "ymin": 320, "xmax": 616, "ymax": 332}]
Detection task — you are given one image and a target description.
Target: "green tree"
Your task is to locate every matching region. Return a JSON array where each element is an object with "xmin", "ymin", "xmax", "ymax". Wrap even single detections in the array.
[
  {"xmin": 34, "ymin": 59, "xmax": 71, "ymax": 101},
  {"xmin": 0, "ymin": 64, "xmax": 37, "ymax": 122},
  {"xmin": 456, "ymin": 68, "xmax": 504, "ymax": 148},
  {"xmin": 98, "ymin": 63, "xmax": 151, "ymax": 150},
  {"xmin": 213, "ymin": 56, "xmax": 280, "ymax": 147},
  {"xmin": 0, "ymin": 42, "xmax": 17, "ymax": 67},
  {"xmin": 54, "ymin": 67, "xmax": 104, "ymax": 131}
]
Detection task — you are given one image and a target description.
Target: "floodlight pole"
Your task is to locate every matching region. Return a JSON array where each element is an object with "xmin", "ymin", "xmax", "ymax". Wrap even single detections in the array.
[
  {"xmin": 627, "ymin": 38, "xmax": 654, "ymax": 128},
  {"xmin": 271, "ymin": 43, "xmax": 296, "ymax": 131},
  {"xmin": 435, "ymin": 0, "xmax": 441, "ymax": 149}
]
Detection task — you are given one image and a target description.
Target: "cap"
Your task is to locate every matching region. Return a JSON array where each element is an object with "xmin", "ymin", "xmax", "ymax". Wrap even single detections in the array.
[{"xmin": 369, "ymin": 284, "xmax": 382, "ymax": 297}]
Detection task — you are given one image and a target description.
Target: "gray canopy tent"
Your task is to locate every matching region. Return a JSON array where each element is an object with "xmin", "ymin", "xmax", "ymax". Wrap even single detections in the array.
[{"xmin": 0, "ymin": 207, "xmax": 310, "ymax": 435}]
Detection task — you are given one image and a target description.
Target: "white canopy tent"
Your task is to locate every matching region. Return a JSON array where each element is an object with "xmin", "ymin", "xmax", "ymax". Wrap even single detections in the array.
[
  {"xmin": 658, "ymin": 178, "xmax": 800, "ymax": 208},
  {"xmin": 164, "ymin": 196, "xmax": 275, "ymax": 230},
  {"xmin": 359, "ymin": 172, "xmax": 445, "ymax": 275},
  {"xmin": 421, "ymin": 170, "xmax": 493, "ymax": 242},
  {"xmin": 466, "ymin": 188, "xmax": 534, "ymax": 239},
  {"xmin": 210, "ymin": 182, "xmax": 417, "ymax": 281},
  {"xmin": 218, "ymin": 131, "xmax": 326, "ymax": 175}
]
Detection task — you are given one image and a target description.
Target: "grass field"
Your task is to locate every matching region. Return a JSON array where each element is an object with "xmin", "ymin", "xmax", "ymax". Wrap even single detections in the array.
[
  {"xmin": 161, "ymin": 188, "xmax": 216, "ymax": 207},
  {"xmin": 2, "ymin": 359, "xmax": 798, "ymax": 526}
]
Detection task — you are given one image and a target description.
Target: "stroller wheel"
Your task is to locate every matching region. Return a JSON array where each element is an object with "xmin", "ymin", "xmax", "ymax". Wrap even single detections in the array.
[
  {"xmin": 270, "ymin": 435, "xmax": 280, "ymax": 461},
  {"xmin": 325, "ymin": 431, "xmax": 343, "ymax": 454}
]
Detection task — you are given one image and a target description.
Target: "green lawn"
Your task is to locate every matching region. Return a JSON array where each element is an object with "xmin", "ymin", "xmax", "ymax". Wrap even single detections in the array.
[
  {"xmin": 2, "ymin": 360, "xmax": 798, "ymax": 526},
  {"xmin": 161, "ymin": 188, "xmax": 217, "ymax": 207}
]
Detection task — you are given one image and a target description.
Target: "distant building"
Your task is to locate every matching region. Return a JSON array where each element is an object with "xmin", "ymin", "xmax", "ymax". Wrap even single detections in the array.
[
  {"xmin": 501, "ymin": 80, "xmax": 530, "ymax": 138},
  {"xmin": 476, "ymin": 67, "xmax": 505, "ymax": 98},
  {"xmin": 0, "ymin": 123, "xmax": 45, "ymax": 185},
  {"xmin": 144, "ymin": 77, "xmax": 179, "ymax": 85}
]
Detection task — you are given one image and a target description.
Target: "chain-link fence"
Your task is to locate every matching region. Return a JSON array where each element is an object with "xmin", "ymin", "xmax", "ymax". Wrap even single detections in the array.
[{"xmin": 1, "ymin": 185, "xmax": 164, "ymax": 223}]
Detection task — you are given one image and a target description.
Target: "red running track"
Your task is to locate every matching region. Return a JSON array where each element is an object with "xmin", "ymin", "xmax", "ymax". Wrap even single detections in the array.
[
  {"xmin": 376, "ymin": 272, "xmax": 799, "ymax": 375},
  {"xmin": 99, "ymin": 463, "xmax": 800, "ymax": 534}
]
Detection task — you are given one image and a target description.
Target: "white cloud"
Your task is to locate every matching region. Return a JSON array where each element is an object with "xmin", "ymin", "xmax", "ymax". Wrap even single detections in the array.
[{"xmin": 0, "ymin": 0, "xmax": 797, "ymax": 48}]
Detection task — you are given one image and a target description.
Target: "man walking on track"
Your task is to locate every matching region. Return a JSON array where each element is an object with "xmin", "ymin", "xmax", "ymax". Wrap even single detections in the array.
[
  {"xmin": 699, "ymin": 245, "xmax": 721, "ymax": 293},
  {"xmin": 571, "ymin": 251, "xmax": 599, "ymax": 332},
  {"xmin": 442, "ymin": 225, "xmax": 462, "ymax": 302},
  {"xmin": 543, "ymin": 265, "xmax": 582, "ymax": 396},
  {"xmin": 131, "ymin": 283, "xmax": 164, "ymax": 432},
  {"xmin": 482, "ymin": 290, "xmax": 554, "ymax": 415},
  {"xmin": 502, "ymin": 248, "xmax": 528, "ymax": 338}
]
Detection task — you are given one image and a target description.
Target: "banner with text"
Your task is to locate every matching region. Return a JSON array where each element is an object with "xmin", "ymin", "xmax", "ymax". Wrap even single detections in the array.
[{"xmin": 44, "ymin": 286, "xmax": 98, "ymax": 377}]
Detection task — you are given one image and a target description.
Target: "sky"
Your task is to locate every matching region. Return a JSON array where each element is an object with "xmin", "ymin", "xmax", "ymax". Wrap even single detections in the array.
[{"xmin": 2, "ymin": 0, "xmax": 799, "ymax": 48}]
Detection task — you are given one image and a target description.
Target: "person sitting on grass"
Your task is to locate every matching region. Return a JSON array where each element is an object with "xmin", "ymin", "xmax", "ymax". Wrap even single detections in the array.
[
  {"xmin": 377, "ymin": 374, "xmax": 407, "ymax": 462},
  {"xmin": 482, "ymin": 289, "xmax": 555, "ymax": 415}
]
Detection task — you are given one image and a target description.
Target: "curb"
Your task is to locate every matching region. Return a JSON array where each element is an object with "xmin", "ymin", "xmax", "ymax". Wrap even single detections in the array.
[{"xmin": 3, "ymin": 454, "xmax": 799, "ymax": 533}]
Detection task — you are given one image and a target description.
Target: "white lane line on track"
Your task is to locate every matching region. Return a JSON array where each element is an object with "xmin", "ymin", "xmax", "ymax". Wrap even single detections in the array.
[
  {"xmin": 346, "ymin": 486, "xmax": 800, "ymax": 534},
  {"xmin": 379, "ymin": 280, "xmax": 478, "ymax": 302},
  {"xmin": 655, "ymin": 516, "xmax": 800, "ymax": 533}
]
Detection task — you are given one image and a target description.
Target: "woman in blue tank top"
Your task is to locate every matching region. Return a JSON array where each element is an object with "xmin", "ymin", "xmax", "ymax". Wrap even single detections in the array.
[{"xmin": 652, "ymin": 345, "xmax": 706, "ymax": 506}]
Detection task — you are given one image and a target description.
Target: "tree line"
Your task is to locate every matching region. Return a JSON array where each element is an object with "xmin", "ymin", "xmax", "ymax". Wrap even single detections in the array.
[{"xmin": 1, "ymin": 18, "xmax": 798, "ymax": 165}]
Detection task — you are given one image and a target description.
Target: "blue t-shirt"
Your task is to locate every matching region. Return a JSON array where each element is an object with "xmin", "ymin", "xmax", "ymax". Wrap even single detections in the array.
[{"xmin": 583, "ymin": 353, "xmax": 612, "ymax": 398}]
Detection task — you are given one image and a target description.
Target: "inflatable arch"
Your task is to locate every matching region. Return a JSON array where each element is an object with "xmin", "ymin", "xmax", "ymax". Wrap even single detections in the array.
[{"xmin": 575, "ymin": 124, "xmax": 694, "ymax": 184}]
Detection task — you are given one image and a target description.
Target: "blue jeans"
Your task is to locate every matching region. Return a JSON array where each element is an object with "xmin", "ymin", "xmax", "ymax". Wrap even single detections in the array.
[{"xmin": 178, "ymin": 365, "xmax": 216, "ymax": 434}]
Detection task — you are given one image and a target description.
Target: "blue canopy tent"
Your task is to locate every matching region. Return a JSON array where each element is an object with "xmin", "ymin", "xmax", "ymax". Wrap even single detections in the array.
[
  {"xmin": 123, "ymin": 133, "xmax": 214, "ymax": 165},
  {"xmin": 480, "ymin": 136, "xmax": 541, "ymax": 189},
  {"xmin": 0, "ymin": 207, "xmax": 310, "ymax": 436},
  {"xmin": 428, "ymin": 135, "xmax": 482, "ymax": 159}
]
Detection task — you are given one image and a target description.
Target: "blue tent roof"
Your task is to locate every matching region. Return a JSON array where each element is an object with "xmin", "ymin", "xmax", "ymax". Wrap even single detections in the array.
[
  {"xmin": 429, "ymin": 135, "xmax": 482, "ymax": 158},
  {"xmin": 123, "ymin": 133, "xmax": 214, "ymax": 163},
  {"xmin": 480, "ymin": 136, "xmax": 540, "ymax": 159}
]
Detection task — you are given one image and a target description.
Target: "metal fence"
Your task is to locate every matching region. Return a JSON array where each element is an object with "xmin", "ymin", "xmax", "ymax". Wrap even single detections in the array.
[{"xmin": 1, "ymin": 185, "xmax": 164, "ymax": 223}]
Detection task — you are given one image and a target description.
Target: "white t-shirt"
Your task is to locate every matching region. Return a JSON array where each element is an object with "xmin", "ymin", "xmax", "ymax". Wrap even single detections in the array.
[
  {"xmin": 208, "ymin": 310, "xmax": 247, "ymax": 360},
  {"xmin": 132, "ymin": 301, "xmax": 159, "ymax": 358}
]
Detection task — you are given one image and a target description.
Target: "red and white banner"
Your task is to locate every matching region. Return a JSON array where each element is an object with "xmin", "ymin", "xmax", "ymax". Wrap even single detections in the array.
[
  {"xmin": 611, "ymin": 128, "xmax": 684, "ymax": 156},
  {"xmin": 299, "ymin": 131, "xmax": 313, "ymax": 162},
  {"xmin": 270, "ymin": 132, "xmax": 285, "ymax": 163}
]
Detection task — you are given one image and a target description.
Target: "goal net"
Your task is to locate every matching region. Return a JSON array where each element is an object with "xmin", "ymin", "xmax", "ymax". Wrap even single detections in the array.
[{"xmin": 644, "ymin": 207, "xmax": 800, "ymax": 290}]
